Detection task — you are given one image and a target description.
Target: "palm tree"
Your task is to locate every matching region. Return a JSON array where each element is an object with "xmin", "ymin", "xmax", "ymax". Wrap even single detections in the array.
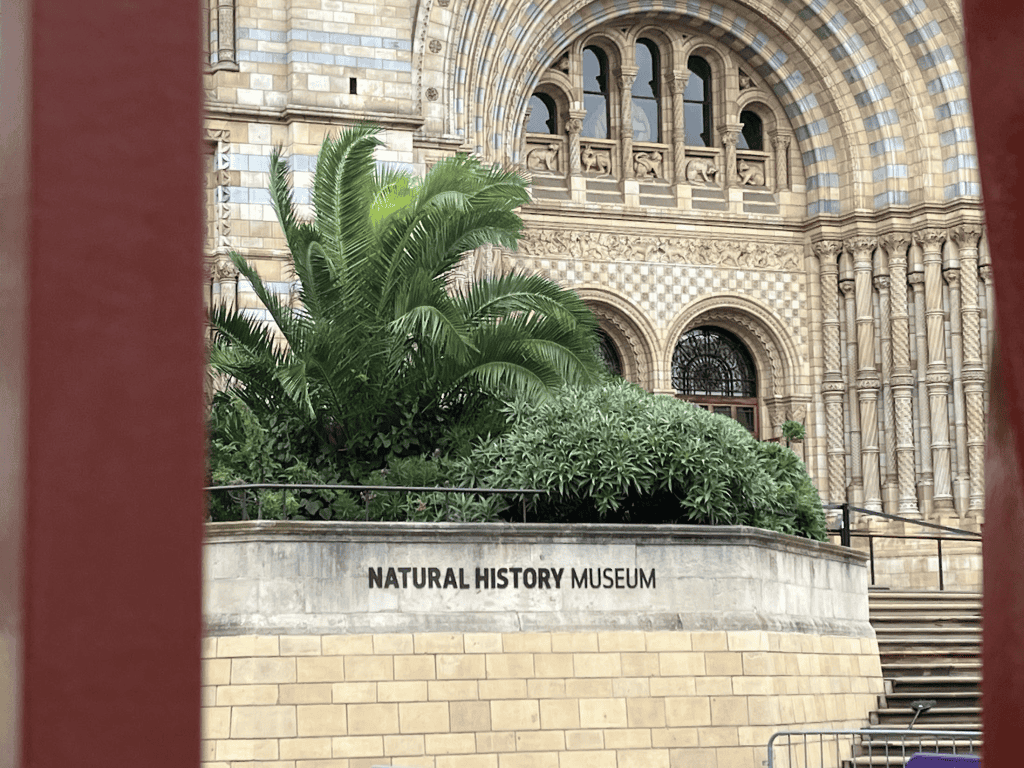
[{"xmin": 209, "ymin": 124, "xmax": 603, "ymax": 467}]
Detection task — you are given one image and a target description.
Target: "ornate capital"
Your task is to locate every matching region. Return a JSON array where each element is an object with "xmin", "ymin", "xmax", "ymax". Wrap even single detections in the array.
[
  {"xmin": 914, "ymin": 228, "xmax": 946, "ymax": 252},
  {"xmin": 944, "ymin": 267, "xmax": 961, "ymax": 288},
  {"xmin": 813, "ymin": 239, "xmax": 843, "ymax": 263},
  {"xmin": 879, "ymin": 232, "xmax": 911, "ymax": 260},
  {"xmin": 908, "ymin": 272, "xmax": 925, "ymax": 287},
  {"xmin": 565, "ymin": 117, "xmax": 583, "ymax": 136},
  {"xmin": 670, "ymin": 74, "xmax": 688, "ymax": 95},
  {"xmin": 845, "ymin": 237, "xmax": 877, "ymax": 264},
  {"xmin": 873, "ymin": 275, "xmax": 891, "ymax": 291},
  {"xmin": 979, "ymin": 264, "xmax": 993, "ymax": 283},
  {"xmin": 951, "ymin": 223, "xmax": 984, "ymax": 250},
  {"xmin": 213, "ymin": 256, "xmax": 239, "ymax": 281},
  {"xmin": 617, "ymin": 68, "xmax": 637, "ymax": 91},
  {"xmin": 721, "ymin": 131, "xmax": 740, "ymax": 148},
  {"xmin": 839, "ymin": 279, "xmax": 856, "ymax": 297}
]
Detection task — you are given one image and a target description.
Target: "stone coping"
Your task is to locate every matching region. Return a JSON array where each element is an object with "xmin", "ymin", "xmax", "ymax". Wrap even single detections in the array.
[{"xmin": 205, "ymin": 520, "xmax": 867, "ymax": 565}]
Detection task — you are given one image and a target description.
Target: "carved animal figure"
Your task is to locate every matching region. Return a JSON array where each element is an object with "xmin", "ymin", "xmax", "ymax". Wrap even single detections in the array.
[
  {"xmin": 685, "ymin": 158, "xmax": 719, "ymax": 184},
  {"xmin": 527, "ymin": 143, "xmax": 560, "ymax": 172},
  {"xmin": 634, "ymin": 151, "xmax": 663, "ymax": 179},
  {"xmin": 581, "ymin": 144, "xmax": 610, "ymax": 175},
  {"xmin": 738, "ymin": 160, "xmax": 765, "ymax": 186}
]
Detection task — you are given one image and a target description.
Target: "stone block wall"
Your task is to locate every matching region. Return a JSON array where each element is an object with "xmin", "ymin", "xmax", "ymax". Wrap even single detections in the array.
[{"xmin": 201, "ymin": 629, "xmax": 882, "ymax": 768}]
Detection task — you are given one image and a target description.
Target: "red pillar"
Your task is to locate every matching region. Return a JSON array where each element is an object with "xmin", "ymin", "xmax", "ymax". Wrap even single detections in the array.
[
  {"xmin": 1, "ymin": 0, "xmax": 206, "ymax": 765},
  {"xmin": 964, "ymin": 1, "xmax": 1024, "ymax": 766}
]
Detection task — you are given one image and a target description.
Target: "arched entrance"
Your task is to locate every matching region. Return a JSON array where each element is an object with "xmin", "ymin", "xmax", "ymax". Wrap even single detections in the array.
[{"xmin": 672, "ymin": 326, "xmax": 759, "ymax": 437}]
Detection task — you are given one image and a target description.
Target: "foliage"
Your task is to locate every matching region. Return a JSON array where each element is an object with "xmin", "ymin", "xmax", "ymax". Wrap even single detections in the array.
[
  {"xmin": 457, "ymin": 380, "xmax": 826, "ymax": 540},
  {"xmin": 207, "ymin": 123, "xmax": 604, "ymax": 475},
  {"xmin": 782, "ymin": 419, "xmax": 806, "ymax": 445}
]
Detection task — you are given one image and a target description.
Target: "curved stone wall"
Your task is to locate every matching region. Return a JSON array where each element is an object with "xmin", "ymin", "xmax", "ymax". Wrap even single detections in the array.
[{"xmin": 202, "ymin": 523, "xmax": 883, "ymax": 768}]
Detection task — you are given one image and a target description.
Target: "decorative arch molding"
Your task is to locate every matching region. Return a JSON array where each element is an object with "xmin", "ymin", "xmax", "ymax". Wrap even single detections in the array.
[
  {"xmin": 665, "ymin": 293, "xmax": 803, "ymax": 407},
  {"xmin": 576, "ymin": 287, "xmax": 659, "ymax": 391},
  {"xmin": 445, "ymin": 0, "xmax": 977, "ymax": 212}
]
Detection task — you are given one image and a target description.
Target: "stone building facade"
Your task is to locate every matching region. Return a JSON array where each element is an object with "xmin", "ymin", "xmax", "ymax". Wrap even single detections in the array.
[{"xmin": 203, "ymin": 0, "xmax": 989, "ymax": 525}]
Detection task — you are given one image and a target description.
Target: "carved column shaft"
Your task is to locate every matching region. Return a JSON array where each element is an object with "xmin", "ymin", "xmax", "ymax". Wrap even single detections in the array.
[
  {"xmin": 670, "ymin": 75, "xmax": 687, "ymax": 184},
  {"xmin": 771, "ymin": 132, "xmax": 791, "ymax": 192},
  {"xmin": 953, "ymin": 225, "xmax": 986, "ymax": 515},
  {"xmin": 618, "ymin": 69, "xmax": 637, "ymax": 179},
  {"xmin": 816, "ymin": 241, "xmax": 847, "ymax": 503},
  {"xmin": 849, "ymin": 238, "xmax": 881, "ymax": 511},
  {"xmin": 841, "ymin": 270, "xmax": 863, "ymax": 505},
  {"xmin": 882, "ymin": 235, "xmax": 920, "ymax": 516},
  {"xmin": 720, "ymin": 125, "xmax": 742, "ymax": 187},
  {"xmin": 918, "ymin": 230, "xmax": 954, "ymax": 513},
  {"xmin": 215, "ymin": 0, "xmax": 236, "ymax": 66},
  {"xmin": 945, "ymin": 267, "xmax": 969, "ymax": 517},
  {"xmin": 875, "ymin": 273, "xmax": 897, "ymax": 505},
  {"xmin": 566, "ymin": 115, "xmax": 583, "ymax": 176},
  {"xmin": 909, "ymin": 270, "xmax": 934, "ymax": 516}
]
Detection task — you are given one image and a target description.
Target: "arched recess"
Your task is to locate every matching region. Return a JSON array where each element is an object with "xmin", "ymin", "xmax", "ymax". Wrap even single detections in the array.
[
  {"xmin": 577, "ymin": 287, "xmax": 658, "ymax": 391},
  {"xmin": 664, "ymin": 293, "xmax": 807, "ymax": 438}
]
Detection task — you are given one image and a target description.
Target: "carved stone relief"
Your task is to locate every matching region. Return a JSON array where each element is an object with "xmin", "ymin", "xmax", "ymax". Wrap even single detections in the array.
[
  {"xmin": 737, "ymin": 160, "xmax": 765, "ymax": 186},
  {"xmin": 633, "ymin": 151, "xmax": 664, "ymax": 179},
  {"xmin": 581, "ymin": 144, "xmax": 612, "ymax": 175},
  {"xmin": 204, "ymin": 128, "xmax": 231, "ymax": 253},
  {"xmin": 685, "ymin": 159, "xmax": 719, "ymax": 185},
  {"xmin": 526, "ymin": 142, "xmax": 560, "ymax": 172},
  {"xmin": 518, "ymin": 230, "xmax": 801, "ymax": 270}
]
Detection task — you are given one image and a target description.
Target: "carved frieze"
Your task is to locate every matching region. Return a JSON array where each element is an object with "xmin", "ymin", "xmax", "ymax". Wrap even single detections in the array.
[{"xmin": 517, "ymin": 230, "xmax": 801, "ymax": 270}]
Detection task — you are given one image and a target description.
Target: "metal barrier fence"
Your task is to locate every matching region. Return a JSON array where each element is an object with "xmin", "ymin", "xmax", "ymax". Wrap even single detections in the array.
[
  {"xmin": 824, "ymin": 503, "xmax": 982, "ymax": 591},
  {"xmin": 766, "ymin": 729, "xmax": 981, "ymax": 768}
]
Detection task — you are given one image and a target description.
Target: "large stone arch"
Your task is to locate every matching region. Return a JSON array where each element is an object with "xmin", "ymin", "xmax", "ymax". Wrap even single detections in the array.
[
  {"xmin": 664, "ymin": 293, "xmax": 808, "ymax": 439},
  {"xmin": 577, "ymin": 287, "xmax": 658, "ymax": 391},
  {"xmin": 438, "ymin": 0, "xmax": 977, "ymax": 214}
]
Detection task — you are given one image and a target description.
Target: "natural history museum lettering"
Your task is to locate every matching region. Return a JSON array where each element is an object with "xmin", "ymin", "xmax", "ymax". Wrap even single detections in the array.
[{"xmin": 368, "ymin": 566, "xmax": 656, "ymax": 590}]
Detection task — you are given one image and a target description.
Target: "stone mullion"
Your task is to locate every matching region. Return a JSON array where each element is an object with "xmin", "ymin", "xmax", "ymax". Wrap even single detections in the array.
[
  {"xmin": 618, "ymin": 69, "xmax": 637, "ymax": 179},
  {"xmin": 670, "ymin": 74, "xmax": 687, "ymax": 184},
  {"xmin": 840, "ymin": 269, "xmax": 863, "ymax": 506},
  {"xmin": 849, "ymin": 238, "xmax": 881, "ymax": 511},
  {"xmin": 953, "ymin": 225, "xmax": 986, "ymax": 515},
  {"xmin": 815, "ymin": 240, "xmax": 847, "ymax": 504},
  {"xmin": 875, "ymin": 273, "xmax": 896, "ymax": 511},
  {"xmin": 909, "ymin": 270, "xmax": 933, "ymax": 517},
  {"xmin": 979, "ymin": 262, "xmax": 994, "ymax": 413},
  {"xmin": 720, "ymin": 125, "xmax": 742, "ymax": 188},
  {"xmin": 944, "ymin": 267, "xmax": 969, "ymax": 517},
  {"xmin": 566, "ymin": 115, "xmax": 584, "ymax": 176},
  {"xmin": 770, "ymin": 132, "xmax": 791, "ymax": 192},
  {"xmin": 881, "ymin": 234, "xmax": 920, "ymax": 517},
  {"xmin": 917, "ymin": 229, "xmax": 954, "ymax": 515}
]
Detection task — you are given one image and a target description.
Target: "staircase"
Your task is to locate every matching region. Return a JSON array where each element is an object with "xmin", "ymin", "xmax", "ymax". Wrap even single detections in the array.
[{"xmin": 848, "ymin": 590, "xmax": 982, "ymax": 765}]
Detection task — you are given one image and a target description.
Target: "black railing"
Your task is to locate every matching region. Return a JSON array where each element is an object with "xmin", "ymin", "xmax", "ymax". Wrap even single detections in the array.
[
  {"xmin": 825, "ymin": 502, "xmax": 982, "ymax": 590},
  {"xmin": 205, "ymin": 482, "xmax": 546, "ymax": 523}
]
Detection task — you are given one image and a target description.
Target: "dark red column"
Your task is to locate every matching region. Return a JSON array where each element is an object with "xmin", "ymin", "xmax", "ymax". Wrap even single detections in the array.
[
  {"xmin": 1, "ymin": 0, "xmax": 206, "ymax": 765},
  {"xmin": 964, "ymin": 1, "xmax": 1024, "ymax": 766}
]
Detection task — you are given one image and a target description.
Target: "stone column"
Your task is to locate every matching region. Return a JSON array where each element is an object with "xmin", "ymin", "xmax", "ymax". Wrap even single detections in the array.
[
  {"xmin": 952, "ymin": 224, "xmax": 986, "ymax": 515},
  {"xmin": 880, "ymin": 233, "xmax": 920, "ymax": 517},
  {"xmin": 916, "ymin": 228, "xmax": 954, "ymax": 515},
  {"xmin": 213, "ymin": 255, "xmax": 238, "ymax": 311},
  {"xmin": 770, "ymin": 131, "xmax": 791, "ymax": 192},
  {"xmin": 944, "ymin": 265, "xmax": 969, "ymax": 516},
  {"xmin": 670, "ymin": 73, "xmax": 688, "ymax": 184},
  {"xmin": 874, "ymin": 271, "xmax": 897, "ymax": 512},
  {"xmin": 980, "ymin": 261, "xmax": 995, "ymax": 394},
  {"xmin": 618, "ymin": 68, "xmax": 637, "ymax": 178},
  {"xmin": 848, "ymin": 237, "xmax": 881, "ymax": 511},
  {"xmin": 719, "ymin": 124, "xmax": 742, "ymax": 187},
  {"xmin": 815, "ymin": 240, "xmax": 847, "ymax": 504},
  {"xmin": 840, "ymin": 256, "xmax": 863, "ymax": 506},
  {"xmin": 908, "ymin": 267, "xmax": 933, "ymax": 517},
  {"xmin": 566, "ymin": 114, "xmax": 583, "ymax": 176},
  {"xmin": 215, "ymin": 0, "xmax": 237, "ymax": 68}
]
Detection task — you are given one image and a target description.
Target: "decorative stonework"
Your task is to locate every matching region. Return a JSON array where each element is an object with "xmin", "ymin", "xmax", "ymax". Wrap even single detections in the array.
[
  {"xmin": 204, "ymin": 128, "xmax": 231, "ymax": 253},
  {"xmin": 581, "ymin": 144, "xmax": 612, "ymax": 175},
  {"xmin": 518, "ymin": 231, "xmax": 801, "ymax": 270},
  {"xmin": 428, "ymin": 39, "xmax": 442, "ymax": 53}
]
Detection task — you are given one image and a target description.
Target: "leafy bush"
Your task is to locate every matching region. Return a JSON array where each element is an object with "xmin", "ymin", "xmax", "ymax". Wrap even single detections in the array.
[{"xmin": 458, "ymin": 380, "xmax": 826, "ymax": 540}]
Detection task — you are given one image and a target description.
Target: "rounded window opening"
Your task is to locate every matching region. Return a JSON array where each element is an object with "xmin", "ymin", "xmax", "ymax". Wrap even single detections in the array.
[
  {"xmin": 738, "ymin": 110, "xmax": 763, "ymax": 151},
  {"xmin": 582, "ymin": 46, "xmax": 610, "ymax": 139},
  {"xmin": 672, "ymin": 326, "xmax": 758, "ymax": 436},
  {"xmin": 528, "ymin": 93, "xmax": 558, "ymax": 134},
  {"xmin": 596, "ymin": 328, "xmax": 623, "ymax": 378}
]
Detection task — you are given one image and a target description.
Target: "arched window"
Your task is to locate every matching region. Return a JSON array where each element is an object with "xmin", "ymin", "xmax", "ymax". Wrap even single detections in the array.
[
  {"xmin": 684, "ymin": 56, "xmax": 713, "ymax": 147},
  {"xmin": 582, "ymin": 46, "xmax": 610, "ymax": 139},
  {"xmin": 738, "ymin": 110, "xmax": 763, "ymax": 150},
  {"xmin": 527, "ymin": 93, "xmax": 558, "ymax": 134},
  {"xmin": 596, "ymin": 329, "xmax": 623, "ymax": 377},
  {"xmin": 632, "ymin": 40, "xmax": 660, "ymax": 142},
  {"xmin": 672, "ymin": 326, "xmax": 758, "ymax": 435}
]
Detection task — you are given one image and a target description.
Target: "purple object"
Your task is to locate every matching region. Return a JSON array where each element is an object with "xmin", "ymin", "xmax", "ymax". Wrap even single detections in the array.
[{"xmin": 905, "ymin": 755, "xmax": 979, "ymax": 767}]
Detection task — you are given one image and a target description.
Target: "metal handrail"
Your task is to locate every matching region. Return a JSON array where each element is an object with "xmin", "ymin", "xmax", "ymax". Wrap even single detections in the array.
[{"xmin": 824, "ymin": 502, "xmax": 981, "ymax": 590}]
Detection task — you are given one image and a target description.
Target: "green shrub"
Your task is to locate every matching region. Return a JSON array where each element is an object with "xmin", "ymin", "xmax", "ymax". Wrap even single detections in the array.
[{"xmin": 458, "ymin": 380, "xmax": 826, "ymax": 539}]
